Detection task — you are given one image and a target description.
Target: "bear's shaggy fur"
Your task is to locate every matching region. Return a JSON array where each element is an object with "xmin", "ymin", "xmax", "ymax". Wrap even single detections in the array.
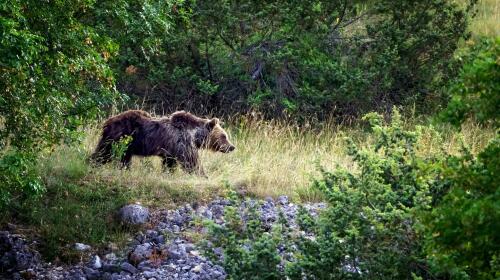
[{"xmin": 90, "ymin": 110, "xmax": 235, "ymax": 175}]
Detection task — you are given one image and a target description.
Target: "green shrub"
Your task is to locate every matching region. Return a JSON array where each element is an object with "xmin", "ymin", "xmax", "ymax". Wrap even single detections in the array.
[
  {"xmin": 441, "ymin": 37, "xmax": 500, "ymax": 127},
  {"xmin": 203, "ymin": 109, "xmax": 447, "ymax": 279},
  {"xmin": 420, "ymin": 36, "xmax": 500, "ymax": 279},
  {"xmin": 286, "ymin": 110, "xmax": 443, "ymax": 279},
  {"xmin": 0, "ymin": 152, "xmax": 44, "ymax": 207},
  {"xmin": 421, "ymin": 136, "xmax": 500, "ymax": 279},
  {"xmin": 0, "ymin": 0, "xmax": 125, "ymax": 208},
  {"xmin": 117, "ymin": 0, "xmax": 476, "ymax": 119}
]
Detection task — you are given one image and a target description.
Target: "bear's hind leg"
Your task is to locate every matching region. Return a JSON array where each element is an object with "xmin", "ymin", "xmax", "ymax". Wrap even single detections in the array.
[
  {"xmin": 120, "ymin": 151, "xmax": 133, "ymax": 169},
  {"xmin": 90, "ymin": 139, "xmax": 113, "ymax": 165}
]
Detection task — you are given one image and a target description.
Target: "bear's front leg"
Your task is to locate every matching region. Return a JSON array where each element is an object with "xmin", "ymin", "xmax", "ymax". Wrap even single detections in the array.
[
  {"xmin": 175, "ymin": 151, "xmax": 207, "ymax": 178},
  {"xmin": 180, "ymin": 160, "xmax": 207, "ymax": 177},
  {"xmin": 162, "ymin": 156, "xmax": 177, "ymax": 173}
]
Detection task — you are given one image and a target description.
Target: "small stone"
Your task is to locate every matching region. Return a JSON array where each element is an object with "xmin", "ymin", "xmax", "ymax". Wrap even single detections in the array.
[
  {"xmin": 74, "ymin": 243, "xmax": 91, "ymax": 251},
  {"xmin": 277, "ymin": 195, "xmax": 289, "ymax": 205},
  {"xmin": 143, "ymin": 271, "xmax": 156, "ymax": 278},
  {"xmin": 84, "ymin": 267, "xmax": 100, "ymax": 280},
  {"xmin": 102, "ymin": 264, "xmax": 121, "ymax": 273},
  {"xmin": 153, "ymin": 235, "xmax": 165, "ymax": 244},
  {"xmin": 121, "ymin": 262, "xmax": 138, "ymax": 274},
  {"xmin": 118, "ymin": 204, "xmax": 149, "ymax": 225},
  {"xmin": 137, "ymin": 260, "xmax": 152, "ymax": 271},
  {"xmin": 167, "ymin": 244, "xmax": 187, "ymax": 260},
  {"xmin": 191, "ymin": 265, "xmax": 202, "ymax": 273},
  {"xmin": 189, "ymin": 250, "xmax": 200, "ymax": 256},
  {"xmin": 105, "ymin": 253, "xmax": 117, "ymax": 261},
  {"xmin": 128, "ymin": 243, "xmax": 153, "ymax": 264},
  {"xmin": 182, "ymin": 265, "xmax": 190, "ymax": 271},
  {"xmin": 89, "ymin": 255, "xmax": 102, "ymax": 269},
  {"xmin": 172, "ymin": 225, "xmax": 180, "ymax": 233},
  {"xmin": 202, "ymin": 209, "xmax": 213, "ymax": 220}
]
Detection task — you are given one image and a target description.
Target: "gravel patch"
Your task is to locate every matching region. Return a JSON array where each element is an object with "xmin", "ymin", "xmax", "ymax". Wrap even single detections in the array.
[{"xmin": 1, "ymin": 196, "xmax": 326, "ymax": 280}]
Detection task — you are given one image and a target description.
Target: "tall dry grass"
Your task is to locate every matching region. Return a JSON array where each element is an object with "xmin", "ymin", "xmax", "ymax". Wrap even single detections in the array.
[
  {"xmin": 464, "ymin": 0, "xmax": 499, "ymax": 37},
  {"xmin": 38, "ymin": 115, "xmax": 496, "ymax": 208}
]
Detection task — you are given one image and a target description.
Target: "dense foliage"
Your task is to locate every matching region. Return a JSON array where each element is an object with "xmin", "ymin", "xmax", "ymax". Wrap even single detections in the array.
[
  {"xmin": 0, "ymin": 0, "xmax": 181, "ymax": 207},
  {"xmin": 425, "ymin": 38, "xmax": 500, "ymax": 278},
  {"xmin": 204, "ymin": 110, "xmax": 446, "ymax": 279},
  {"xmin": 422, "ymin": 137, "xmax": 500, "ymax": 279},
  {"xmin": 441, "ymin": 37, "xmax": 500, "ymax": 127},
  {"xmin": 286, "ymin": 111, "xmax": 441, "ymax": 279},
  {"xmin": 0, "ymin": 0, "xmax": 126, "ymax": 206},
  {"xmin": 117, "ymin": 0, "xmax": 476, "ymax": 118},
  {"xmin": 203, "ymin": 106, "xmax": 499, "ymax": 279}
]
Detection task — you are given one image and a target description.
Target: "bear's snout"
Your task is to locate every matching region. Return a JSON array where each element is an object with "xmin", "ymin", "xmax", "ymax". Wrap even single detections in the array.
[{"xmin": 226, "ymin": 145, "xmax": 235, "ymax": 152}]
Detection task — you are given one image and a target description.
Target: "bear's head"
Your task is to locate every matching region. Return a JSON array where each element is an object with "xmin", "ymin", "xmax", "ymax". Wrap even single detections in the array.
[
  {"xmin": 170, "ymin": 111, "xmax": 235, "ymax": 153},
  {"xmin": 203, "ymin": 118, "xmax": 235, "ymax": 153}
]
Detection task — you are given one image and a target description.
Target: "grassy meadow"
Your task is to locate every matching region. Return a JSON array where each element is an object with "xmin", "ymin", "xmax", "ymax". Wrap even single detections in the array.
[{"xmin": 18, "ymin": 113, "xmax": 494, "ymax": 261}]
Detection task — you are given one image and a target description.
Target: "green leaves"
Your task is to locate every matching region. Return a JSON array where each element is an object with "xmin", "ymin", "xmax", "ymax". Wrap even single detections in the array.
[
  {"xmin": 0, "ymin": 0, "xmax": 125, "ymax": 207},
  {"xmin": 202, "ymin": 199, "xmax": 287, "ymax": 280},
  {"xmin": 93, "ymin": 0, "xmax": 476, "ymax": 119},
  {"xmin": 0, "ymin": 151, "xmax": 44, "ymax": 207},
  {"xmin": 422, "ymin": 136, "xmax": 500, "ymax": 279},
  {"xmin": 441, "ymin": 37, "xmax": 500, "ymax": 127},
  {"xmin": 292, "ymin": 109, "xmax": 437, "ymax": 278}
]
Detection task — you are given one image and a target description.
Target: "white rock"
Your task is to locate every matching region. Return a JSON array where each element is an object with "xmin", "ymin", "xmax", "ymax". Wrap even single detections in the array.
[
  {"xmin": 90, "ymin": 255, "xmax": 102, "ymax": 269},
  {"xmin": 118, "ymin": 204, "xmax": 150, "ymax": 225},
  {"xmin": 191, "ymin": 265, "xmax": 202, "ymax": 273},
  {"xmin": 105, "ymin": 253, "xmax": 117, "ymax": 261},
  {"xmin": 74, "ymin": 243, "xmax": 91, "ymax": 251}
]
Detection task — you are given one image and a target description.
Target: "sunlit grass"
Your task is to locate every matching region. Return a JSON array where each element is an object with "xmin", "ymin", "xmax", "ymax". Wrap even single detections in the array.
[
  {"xmin": 460, "ymin": 0, "xmax": 500, "ymax": 37},
  {"xmin": 40, "ymin": 115, "xmax": 495, "ymax": 205}
]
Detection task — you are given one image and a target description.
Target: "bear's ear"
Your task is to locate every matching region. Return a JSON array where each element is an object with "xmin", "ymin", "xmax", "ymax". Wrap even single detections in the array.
[{"xmin": 206, "ymin": 118, "xmax": 219, "ymax": 130}]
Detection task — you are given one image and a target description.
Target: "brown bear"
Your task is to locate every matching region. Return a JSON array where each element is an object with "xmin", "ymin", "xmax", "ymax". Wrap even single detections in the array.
[{"xmin": 90, "ymin": 110, "xmax": 235, "ymax": 175}]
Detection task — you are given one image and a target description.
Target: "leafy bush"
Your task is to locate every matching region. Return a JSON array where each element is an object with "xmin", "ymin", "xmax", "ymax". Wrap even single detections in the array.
[
  {"xmin": 421, "ymin": 38, "xmax": 500, "ymax": 279},
  {"xmin": 203, "ymin": 109, "xmax": 447, "ymax": 279},
  {"xmin": 286, "ymin": 110, "xmax": 443, "ymax": 279},
  {"xmin": 0, "ymin": 0, "xmax": 125, "ymax": 207},
  {"xmin": 0, "ymin": 152, "xmax": 44, "ymax": 207},
  {"xmin": 441, "ymin": 37, "xmax": 500, "ymax": 126},
  {"xmin": 118, "ymin": 0, "xmax": 476, "ymax": 119},
  {"xmin": 421, "ymin": 137, "xmax": 500, "ymax": 279}
]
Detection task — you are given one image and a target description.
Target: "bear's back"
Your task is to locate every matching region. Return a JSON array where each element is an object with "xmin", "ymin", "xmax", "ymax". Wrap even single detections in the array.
[{"xmin": 103, "ymin": 110, "xmax": 151, "ymax": 127}]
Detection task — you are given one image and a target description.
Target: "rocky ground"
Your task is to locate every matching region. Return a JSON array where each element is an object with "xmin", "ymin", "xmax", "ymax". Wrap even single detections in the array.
[{"xmin": 0, "ymin": 196, "xmax": 326, "ymax": 280}]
